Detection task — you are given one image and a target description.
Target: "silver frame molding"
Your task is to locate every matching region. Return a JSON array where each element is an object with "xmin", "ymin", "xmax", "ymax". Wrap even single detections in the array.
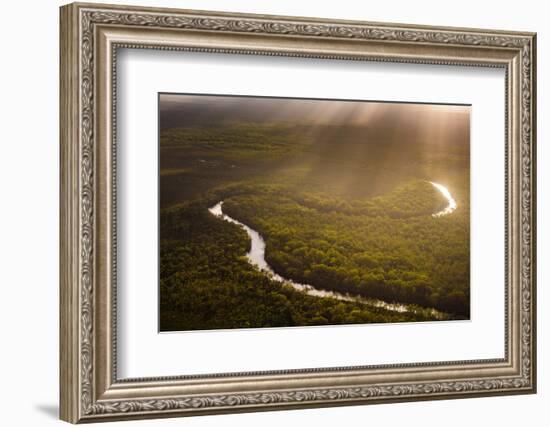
[{"xmin": 60, "ymin": 2, "xmax": 537, "ymax": 423}]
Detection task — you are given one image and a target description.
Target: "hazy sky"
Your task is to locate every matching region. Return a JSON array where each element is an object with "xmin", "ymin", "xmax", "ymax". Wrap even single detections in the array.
[{"xmin": 159, "ymin": 93, "xmax": 470, "ymax": 146}]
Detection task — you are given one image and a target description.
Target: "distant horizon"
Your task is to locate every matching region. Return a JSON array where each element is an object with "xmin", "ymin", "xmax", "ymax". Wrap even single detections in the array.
[{"xmin": 160, "ymin": 93, "xmax": 470, "ymax": 148}]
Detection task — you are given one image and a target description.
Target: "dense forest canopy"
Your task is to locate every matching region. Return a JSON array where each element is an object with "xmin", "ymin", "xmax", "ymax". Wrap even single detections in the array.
[{"xmin": 159, "ymin": 94, "xmax": 470, "ymax": 331}]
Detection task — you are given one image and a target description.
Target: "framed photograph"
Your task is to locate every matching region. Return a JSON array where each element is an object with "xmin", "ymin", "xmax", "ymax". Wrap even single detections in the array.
[{"xmin": 60, "ymin": 2, "xmax": 536, "ymax": 423}]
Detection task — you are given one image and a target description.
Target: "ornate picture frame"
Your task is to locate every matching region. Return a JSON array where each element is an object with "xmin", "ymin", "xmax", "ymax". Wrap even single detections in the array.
[{"xmin": 60, "ymin": 2, "xmax": 536, "ymax": 423}]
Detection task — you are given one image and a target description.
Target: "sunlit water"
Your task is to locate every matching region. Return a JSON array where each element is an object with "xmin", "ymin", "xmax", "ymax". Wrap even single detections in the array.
[
  {"xmin": 209, "ymin": 201, "xmax": 447, "ymax": 317},
  {"xmin": 429, "ymin": 182, "xmax": 457, "ymax": 217}
]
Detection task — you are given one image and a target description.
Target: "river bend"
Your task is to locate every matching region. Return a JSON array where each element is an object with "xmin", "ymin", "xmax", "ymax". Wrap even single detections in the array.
[{"xmin": 209, "ymin": 184, "xmax": 453, "ymax": 318}]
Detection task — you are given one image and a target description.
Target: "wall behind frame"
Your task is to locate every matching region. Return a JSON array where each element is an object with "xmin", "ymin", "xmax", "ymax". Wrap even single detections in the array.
[{"xmin": 0, "ymin": 0, "xmax": 544, "ymax": 426}]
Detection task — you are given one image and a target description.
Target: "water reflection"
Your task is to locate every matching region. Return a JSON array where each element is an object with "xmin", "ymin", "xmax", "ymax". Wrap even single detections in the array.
[{"xmin": 430, "ymin": 182, "xmax": 457, "ymax": 217}]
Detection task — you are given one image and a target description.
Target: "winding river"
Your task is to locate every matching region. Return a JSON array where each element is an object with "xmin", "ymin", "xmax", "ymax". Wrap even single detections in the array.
[
  {"xmin": 430, "ymin": 182, "xmax": 457, "ymax": 217},
  {"xmin": 208, "ymin": 182, "xmax": 456, "ymax": 317}
]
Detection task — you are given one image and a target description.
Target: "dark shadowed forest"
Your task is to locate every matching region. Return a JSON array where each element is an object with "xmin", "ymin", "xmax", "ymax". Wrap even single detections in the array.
[{"xmin": 159, "ymin": 94, "xmax": 470, "ymax": 332}]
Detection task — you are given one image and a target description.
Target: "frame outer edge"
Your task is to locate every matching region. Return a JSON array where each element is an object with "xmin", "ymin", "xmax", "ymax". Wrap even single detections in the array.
[
  {"xmin": 529, "ymin": 33, "xmax": 536, "ymax": 393},
  {"xmin": 60, "ymin": 3, "xmax": 81, "ymax": 424}
]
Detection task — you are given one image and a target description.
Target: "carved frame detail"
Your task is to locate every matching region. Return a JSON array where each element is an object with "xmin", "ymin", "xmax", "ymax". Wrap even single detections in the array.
[{"xmin": 60, "ymin": 2, "xmax": 536, "ymax": 423}]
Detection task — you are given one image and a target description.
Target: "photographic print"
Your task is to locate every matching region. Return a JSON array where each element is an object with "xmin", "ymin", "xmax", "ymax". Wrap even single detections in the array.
[{"xmin": 159, "ymin": 93, "xmax": 470, "ymax": 332}]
